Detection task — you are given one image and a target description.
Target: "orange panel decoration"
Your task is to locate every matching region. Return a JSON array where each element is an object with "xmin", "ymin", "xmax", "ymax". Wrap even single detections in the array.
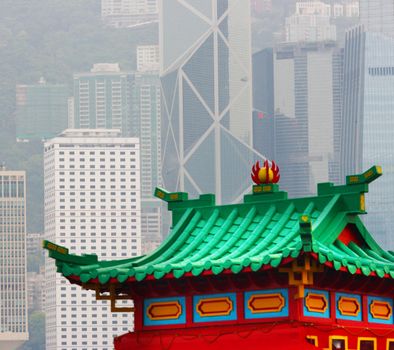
[
  {"xmin": 305, "ymin": 292, "xmax": 328, "ymax": 313},
  {"xmin": 338, "ymin": 296, "xmax": 361, "ymax": 317},
  {"xmin": 196, "ymin": 297, "xmax": 233, "ymax": 317},
  {"xmin": 248, "ymin": 293, "xmax": 285, "ymax": 314},
  {"xmin": 370, "ymin": 300, "xmax": 393, "ymax": 320},
  {"xmin": 147, "ymin": 301, "xmax": 182, "ymax": 320}
]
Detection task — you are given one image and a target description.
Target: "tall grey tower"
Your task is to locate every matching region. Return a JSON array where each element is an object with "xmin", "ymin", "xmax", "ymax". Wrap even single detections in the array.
[
  {"xmin": 160, "ymin": 0, "xmax": 262, "ymax": 204},
  {"xmin": 342, "ymin": 1, "xmax": 394, "ymax": 249},
  {"xmin": 341, "ymin": 25, "xmax": 394, "ymax": 249},
  {"xmin": 274, "ymin": 42, "xmax": 343, "ymax": 198}
]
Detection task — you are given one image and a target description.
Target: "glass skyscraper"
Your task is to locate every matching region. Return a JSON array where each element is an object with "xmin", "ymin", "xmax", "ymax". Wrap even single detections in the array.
[
  {"xmin": 252, "ymin": 48, "xmax": 275, "ymax": 160},
  {"xmin": 273, "ymin": 42, "xmax": 343, "ymax": 198},
  {"xmin": 160, "ymin": 0, "xmax": 263, "ymax": 204},
  {"xmin": 342, "ymin": 26, "xmax": 394, "ymax": 248}
]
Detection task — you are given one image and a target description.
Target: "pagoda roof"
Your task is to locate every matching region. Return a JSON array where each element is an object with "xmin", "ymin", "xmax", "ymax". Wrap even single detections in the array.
[{"xmin": 44, "ymin": 166, "xmax": 394, "ymax": 287}]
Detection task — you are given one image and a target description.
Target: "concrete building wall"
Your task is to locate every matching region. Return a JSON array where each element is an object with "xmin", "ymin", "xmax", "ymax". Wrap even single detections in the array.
[
  {"xmin": 0, "ymin": 170, "xmax": 29, "ymax": 350},
  {"xmin": 44, "ymin": 129, "xmax": 141, "ymax": 350}
]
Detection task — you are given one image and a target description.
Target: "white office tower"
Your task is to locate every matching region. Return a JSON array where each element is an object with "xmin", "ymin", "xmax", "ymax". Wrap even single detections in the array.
[
  {"xmin": 0, "ymin": 169, "xmax": 28, "ymax": 350},
  {"xmin": 137, "ymin": 45, "xmax": 159, "ymax": 72},
  {"xmin": 101, "ymin": 0, "xmax": 158, "ymax": 28},
  {"xmin": 285, "ymin": 1, "xmax": 337, "ymax": 42},
  {"xmin": 44, "ymin": 129, "xmax": 141, "ymax": 350}
]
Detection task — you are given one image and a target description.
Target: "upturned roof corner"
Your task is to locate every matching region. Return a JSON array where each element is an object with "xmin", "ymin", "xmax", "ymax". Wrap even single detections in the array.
[
  {"xmin": 318, "ymin": 165, "xmax": 382, "ymax": 196},
  {"xmin": 317, "ymin": 166, "xmax": 382, "ymax": 214}
]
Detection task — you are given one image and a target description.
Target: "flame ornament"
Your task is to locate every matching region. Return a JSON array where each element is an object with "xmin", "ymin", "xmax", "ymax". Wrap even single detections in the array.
[{"xmin": 251, "ymin": 160, "xmax": 280, "ymax": 185}]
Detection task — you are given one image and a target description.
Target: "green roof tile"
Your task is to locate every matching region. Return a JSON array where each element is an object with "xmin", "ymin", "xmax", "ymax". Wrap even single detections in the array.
[{"xmin": 44, "ymin": 166, "xmax": 394, "ymax": 285}]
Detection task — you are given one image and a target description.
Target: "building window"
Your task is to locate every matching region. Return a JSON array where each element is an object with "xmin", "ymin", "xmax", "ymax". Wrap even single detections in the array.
[
  {"xmin": 358, "ymin": 338, "xmax": 376, "ymax": 350},
  {"xmin": 387, "ymin": 339, "xmax": 394, "ymax": 350},
  {"xmin": 330, "ymin": 336, "xmax": 348, "ymax": 350}
]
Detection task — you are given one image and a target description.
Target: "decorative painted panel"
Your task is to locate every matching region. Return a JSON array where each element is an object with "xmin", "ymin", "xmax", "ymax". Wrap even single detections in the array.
[
  {"xmin": 144, "ymin": 297, "xmax": 186, "ymax": 326},
  {"xmin": 193, "ymin": 293, "xmax": 237, "ymax": 323},
  {"xmin": 303, "ymin": 289, "xmax": 330, "ymax": 318},
  {"xmin": 244, "ymin": 289, "xmax": 289, "ymax": 319},
  {"xmin": 336, "ymin": 293, "xmax": 362, "ymax": 321},
  {"xmin": 367, "ymin": 296, "xmax": 393, "ymax": 324}
]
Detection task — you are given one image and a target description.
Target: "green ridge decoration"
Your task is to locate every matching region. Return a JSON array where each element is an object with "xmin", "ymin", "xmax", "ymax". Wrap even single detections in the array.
[{"xmin": 44, "ymin": 166, "xmax": 394, "ymax": 286}]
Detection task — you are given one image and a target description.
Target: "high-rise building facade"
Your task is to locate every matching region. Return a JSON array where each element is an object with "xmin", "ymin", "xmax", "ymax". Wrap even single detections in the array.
[
  {"xmin": 27, "ymin": 267, "xmax": 45, "ymax": 312},
  {"xmin": 130, "ymin": 72, "xmax": 162, "ymax": 253},
  {"xmin": 285, "ymin": 1, "xmax": 337, "ymax": 42},
  {"xmin": 0, "ymin": 169, "xmax": 28, "ymax": 350},
  {"xmin": 68, "ymin": 97, "xmax": 75, "ymax": 128},
  {"xmin": 131, "ymin": 73, "xmax": 161, "ymax": 199},
  {"xmin": 73, "ymin": 64, "xmax": 132, "ymax": 135},
  {"xmin": 137, "ymin": 45, "xmax": 159, "ymax": 72},
  {"xmin": 101, "ymin": 0, "xmax": 158, "ymax": 28},
  {"xmin": 252, "ymin": 48, "xmax": 275, "ymax": 159},
  {"xmin": 360, "ymin": 0, "xmax": 394, "ymax": 35},
  {"xmin": 341, "ymin": 26, "xmax": 394, "ymax": 248},
  {"xmin": 26, "ymin": 232, "xmax": 44, "ymax": 257},
  {"xmin": 160, "ymin": 0, "xmax": 262, "ymax": 205},
  {"xmin": 44, "ymin": 129, "xmax": 141, "ymax": 350},
  {"xmin": 274, "ymin": 41, "xmax": 343, "ymax": 198},
  {"xmin": 15, "ymin": 78, "xmax": 68, "ymax": 141}
]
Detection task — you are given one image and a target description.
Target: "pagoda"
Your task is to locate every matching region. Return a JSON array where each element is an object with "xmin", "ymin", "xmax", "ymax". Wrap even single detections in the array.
[{"xmin": 44, "ymin": 164, "xmax": 394, "ymax": 350}]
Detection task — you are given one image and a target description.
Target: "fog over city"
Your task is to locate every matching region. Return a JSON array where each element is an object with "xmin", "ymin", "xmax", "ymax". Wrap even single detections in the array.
[{"xmin": 1, "ymin": 1, "xmax": 394, "ymax": 349}]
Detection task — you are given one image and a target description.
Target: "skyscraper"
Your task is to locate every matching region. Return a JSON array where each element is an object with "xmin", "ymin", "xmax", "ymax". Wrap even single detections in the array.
[
  {"xmin": 44, "ymin": 129, "xmax": 141, "ymax": 350},
  {"xmin": 0, "ymin": 168, "xmax": 28, "ymax": 350},
  {"xmin": 73, "ymin": 64, "xmax": 132, "ymax": 135},
  {"xmin": 160, "ymin": 0, "xmax": 262, "ymax": 204},
  {"xmin": 130, "ymin": 72, "xmax": 162, "ymax": 252},
  {"xmin": 274, "ymin": 41, "xmax": 343, "ymax": 197},
  {"xmin": 360, "ymin": 0, "xmax": 394, "ymax": 35},
  {"xmin": 131, "ymin": 73, "xmax": 161, "ymax": 199},
  {"xmin": 252, "ymin": 48, "xmax": 275, "ymax": 159},
  {"xmin": 341, "ymin": 25, "xmax": 394, "ymax": 248},
  {"xmin": 15, "ymin": 78, "xmax": 68, "ymax": 141}
]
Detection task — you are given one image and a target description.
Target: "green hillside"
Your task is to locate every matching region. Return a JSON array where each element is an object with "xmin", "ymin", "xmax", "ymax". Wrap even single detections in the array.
[{"xmin": 0, "ymin": 0, "xmax": 157, "ymax": 232}]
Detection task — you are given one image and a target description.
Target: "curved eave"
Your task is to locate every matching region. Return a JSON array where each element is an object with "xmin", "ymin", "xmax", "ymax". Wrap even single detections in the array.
[
  {"xmin": 311, "ymin": 253, "xmax": 394, "ymax": 279},
  {"xmin": 63, "ymin": 256, "xmax": 298, "ymax": 288},
  {"xmin": 63, "ymin": 251, "xmax": 394, "ymax": 294}
]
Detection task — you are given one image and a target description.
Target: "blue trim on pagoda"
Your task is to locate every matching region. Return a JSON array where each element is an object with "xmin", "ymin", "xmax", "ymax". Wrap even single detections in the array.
[
  {"xmin": 335, "ymin": 292, "xmax": 362, "ymax": 321},
  {"xmin": 303, "ymin": 289, "xmax": 330, "ymax": 319},
  {"xmin": 193, "ymin": 293, "xmax": 237, "ymax": 323},
  {"xmin": 143, "ymin": 297, "xmax": 186, "ymax": 326},
  {"xmin": 244, "ymin": 289, "xmax": 289, "ymax": 319},
  {"xmin": 367, "ymin": 296, "xmax": 394, "ymax": 324}
]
